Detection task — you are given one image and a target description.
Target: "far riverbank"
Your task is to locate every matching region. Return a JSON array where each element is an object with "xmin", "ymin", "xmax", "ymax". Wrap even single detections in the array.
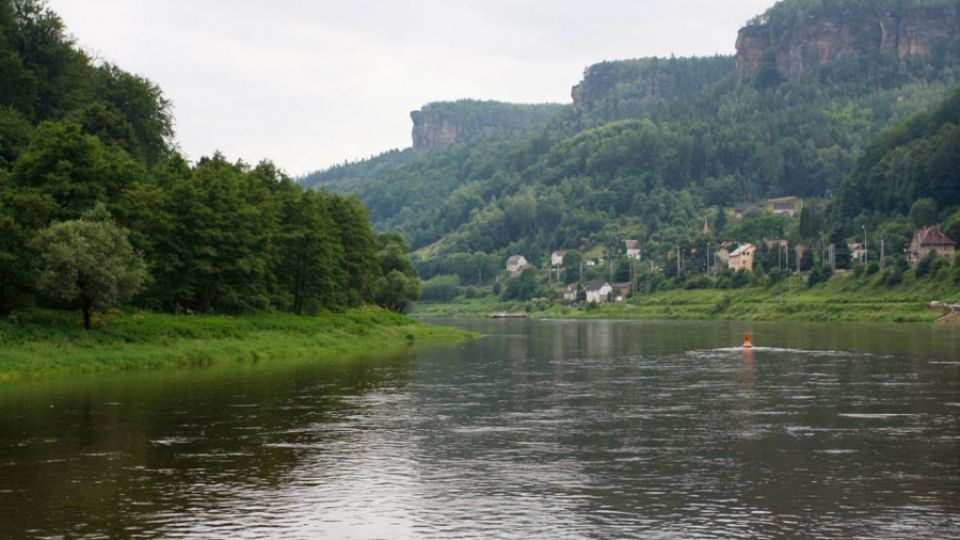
[{"xmin": 412, "ymin": 273, "xmax": 960, "ymax": 324}]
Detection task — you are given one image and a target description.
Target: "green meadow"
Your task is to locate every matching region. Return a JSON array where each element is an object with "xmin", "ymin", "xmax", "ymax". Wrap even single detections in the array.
[
  {"xmin": 0, "ymin": 308, "xmax": 476, "ymax": 380},
  {"xmin": 413, "ymin": 272, "xmax": 960, "ymax": 324}
]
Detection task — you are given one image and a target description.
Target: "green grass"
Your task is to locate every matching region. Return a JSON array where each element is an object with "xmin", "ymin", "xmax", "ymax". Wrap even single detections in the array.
[
  {"xmin": 0, "ymin": 307, "xmax": 477, "ymax": 380},
  {"xmin": 412, "ymin": 272, "xmax": 960, "ymax": 324},
  {"xmin": 412, "ymin": 297, "xmax": 529, "ymax": 318}
]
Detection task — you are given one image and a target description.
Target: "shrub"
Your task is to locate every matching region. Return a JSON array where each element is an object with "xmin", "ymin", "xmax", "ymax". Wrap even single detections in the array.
[
  {"xmin": 420, "ymin": 275, "xmax": 460, "ymax": 302},
  {"xmin": 807, "ymin": 264, "xmax": 832, "ymax": 287},
  {"xmin": 731, "ymin": 270, "xmax": 750, "ymax": 289},
  {"xmin": 916, "ymin": 252, "xmax": 939, "ymax": 278},
  {"xmin": 710, "ymin": 295, "xmax": 732, "ymax": 315},
  {"xmin": 882, "ymin": 266, "xmax": 903, "ymax": 286},
  {"xmin": 685, "ymin": 275, "xmax": 713, "ymax": 290},
  {"xmin": 766, "ymin": 268, "xmax": 789, "ymax": 285}
]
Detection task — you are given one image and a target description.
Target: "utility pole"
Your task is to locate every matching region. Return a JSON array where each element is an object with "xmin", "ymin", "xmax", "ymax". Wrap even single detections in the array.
[
  {"xmin": 863, "ymin": 225, "xmax": 868, "ymax": 265},
  {"xmin": 880, "ymin": 235, "xmax": 886, "ymax": 269},
  {"xmin": 707, "ymin": 242, "xmax": 711, "ymax": 275}
]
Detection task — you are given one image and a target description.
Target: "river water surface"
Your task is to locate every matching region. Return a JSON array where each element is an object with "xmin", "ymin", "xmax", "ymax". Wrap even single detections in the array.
[{"xmin": 1, "ymin": 319, "xmax": 959, "ymax": 539}]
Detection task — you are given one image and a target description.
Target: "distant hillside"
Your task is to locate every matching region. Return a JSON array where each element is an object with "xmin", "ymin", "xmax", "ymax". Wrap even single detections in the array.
[
  {"xmin": 836, "ymin": 85, "xmax": 960, "ymax": 218},
  {"xmin": 299, "ymin": 0, "xmax": 960, "ymax": 279},
  {"xmin": 410, "ymin": 100, "xmax": 565, "ymax": 153},
  {"xmin": 571, "ymin": 56, "xmax": 734, "ymax": 119},
  {"xmin": 301, "ymin": 100, "xmax": 564, "ymax": 192}
]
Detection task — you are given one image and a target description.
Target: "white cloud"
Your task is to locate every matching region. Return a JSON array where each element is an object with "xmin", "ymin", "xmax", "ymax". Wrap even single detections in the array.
[{"xmin": 48, "ymin": 0, "xmax": 774, "ymax": 175}]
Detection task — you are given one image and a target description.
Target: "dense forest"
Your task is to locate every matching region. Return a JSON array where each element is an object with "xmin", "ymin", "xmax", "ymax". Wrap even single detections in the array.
[
  {"xmin": 836, "ymin": 85, "xmax": 960, "ymax": 217},
  {"xmin": 302, "ymin": 0, "xmax": 960, "ymax": 293},
  {"xmin": 0, "ymin": 0, "xmax": 417, "ymax": 326}
]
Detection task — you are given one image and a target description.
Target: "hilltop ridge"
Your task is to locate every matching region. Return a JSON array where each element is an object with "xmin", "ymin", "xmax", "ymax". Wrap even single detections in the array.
[
  {"xmin": 736, "ymin": 0, "xmax": 960, "ymax": 83},
  {"xmin": 410, "ymin": 100, "xmax": 564, "ymax": 153}
]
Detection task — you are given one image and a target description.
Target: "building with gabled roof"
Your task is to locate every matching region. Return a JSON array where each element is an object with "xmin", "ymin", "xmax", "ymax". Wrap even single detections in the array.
[
  {"xmin": 768, "ymin": 196, "xmax": 803, "ymax": 217},
  {"xmin": 908, "ymin": 226, "xmax": 956, "ymax": 266},
  {"xmin": 505, "ymin": 255, "xmax": 530, "ymax": 276},
  {"xmin": 727, "ymin": 243, "xmax": 756, "ymax": 272},
  {"xmin": 585, "ymin": 281, "xmax": 613, "ymax": 303}
]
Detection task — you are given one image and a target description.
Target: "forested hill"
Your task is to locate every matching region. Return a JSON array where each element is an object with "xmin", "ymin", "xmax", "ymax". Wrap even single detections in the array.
[
  {"xmin": 836, "ymin": 84, "xmax": 960, "ymax": 218},
  {"xmin": 0, "ymin": 1, "xmax": 418, "ymax": 322},
  {"xmin": 571, "ymin": 56, "xmax": 734, "ymax": 120},
  {"xmin": 411, "ymin": 100, "xmax": 565, "ymax": 153},
  {"xmin": 300, "ymin": 0, "xmax": 960, "ymax": 270}
]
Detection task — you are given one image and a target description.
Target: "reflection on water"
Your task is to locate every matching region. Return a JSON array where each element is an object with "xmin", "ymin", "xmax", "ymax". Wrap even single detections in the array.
[{"xmin": 1, "ymin": 320, "xmax": 959, "ymax": 539}]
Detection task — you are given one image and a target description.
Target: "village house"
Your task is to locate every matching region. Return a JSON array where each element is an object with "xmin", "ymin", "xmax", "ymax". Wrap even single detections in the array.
[
  {"xmin": 734, "ymin": 203, "xmax": 749, "ymax": 220},
  {"xmin": 848, "ymin": 242, "xmax": 866, "ymax": 264},
  {"xmin": 505, "ymin": 255, "xmax": 530, "ymax": 276},
  {"xmin": 908, "ymin": 226, "xmax": 956, "ymax": 266},
  {"xmin": 623, "ymin": 240, "xmax": 641, "ymax": 260},
  {"xmin": 727, "ymin": 243, "xmax": 756, "ymax": 271},
  {"xmin": 612, "ymin": 283, "xmax": 632, "ymax": 302},
  {"xmin": 768, "ymin": 196, "xmax": 803, "ymax": 217},
  {"xmin": 563, "ymin": 283, "xmax": 579, "ymax": 302},
  {"xmin": 551, "ymin": 250, "xmax": 566, "ymax": 267},
  {"xmin": 585, "ymin": 281, "xmax": 614, "ymax": 304}
]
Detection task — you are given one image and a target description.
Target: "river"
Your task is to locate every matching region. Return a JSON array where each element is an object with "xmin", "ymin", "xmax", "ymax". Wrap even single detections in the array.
[{"xmin": 1, "ymin": 319, "xmax": 958, "ymax": 539}]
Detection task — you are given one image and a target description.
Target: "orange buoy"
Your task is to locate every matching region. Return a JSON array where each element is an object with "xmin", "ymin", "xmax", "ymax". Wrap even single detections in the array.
[{"xmin": 743, "ymin": 333, "xmax": 752, "ymax": 348}]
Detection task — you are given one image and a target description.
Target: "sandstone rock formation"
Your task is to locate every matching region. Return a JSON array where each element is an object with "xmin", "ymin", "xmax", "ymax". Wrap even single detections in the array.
[
  {"xmin": 410, "ymin": 100, "xmax": 564, "ymax": 153},
  {"xmin": 410, "ymin": 109, "xmax": 460, "ymax": 153},
  {"xmin": 736, "ymin": 5, "xmax": 959, "ymax": 83}
]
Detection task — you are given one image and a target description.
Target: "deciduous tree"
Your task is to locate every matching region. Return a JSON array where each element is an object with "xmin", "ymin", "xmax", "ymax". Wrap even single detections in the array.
[{"xmin": 34, "ymin": 203, "xmax": 146, "ymax": 329}]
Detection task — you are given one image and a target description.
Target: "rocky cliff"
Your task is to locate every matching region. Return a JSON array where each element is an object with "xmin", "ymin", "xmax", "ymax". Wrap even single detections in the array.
[
  {"xmin": 410, "ymin": 109, "xmax": 461, "ymax": 153},
  {"xmin": 736, "ymin": 3, "xmax": 960, "ymax": 83},
  {"xmin": 410, "ymin": 100, "xmax": 564, "ymax": 153}
]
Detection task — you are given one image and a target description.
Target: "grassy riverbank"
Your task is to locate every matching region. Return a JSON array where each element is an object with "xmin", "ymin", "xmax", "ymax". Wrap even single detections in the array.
[
  {"xmin": 0, "ymin": 308, "xmax": 476, "ymax": 380},
  {"xmin": 413, "ymin": 273, "xmax": 960, "ymax": 324}
]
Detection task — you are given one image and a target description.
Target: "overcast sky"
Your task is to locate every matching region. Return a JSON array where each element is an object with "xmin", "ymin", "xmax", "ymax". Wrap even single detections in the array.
[{"xmin": 48, "ymin": 0, "xmax": 774, "ymax": 176}]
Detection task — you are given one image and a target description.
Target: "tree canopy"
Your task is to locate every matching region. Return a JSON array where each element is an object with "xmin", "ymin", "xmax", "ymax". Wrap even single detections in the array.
[
  {"xmin": 34, "ymin": 204, "xmax": 146, "ymax": 329},
  {"xmin": 0, "ymin": 1, "xmax": 416, "ymax": 323}
]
